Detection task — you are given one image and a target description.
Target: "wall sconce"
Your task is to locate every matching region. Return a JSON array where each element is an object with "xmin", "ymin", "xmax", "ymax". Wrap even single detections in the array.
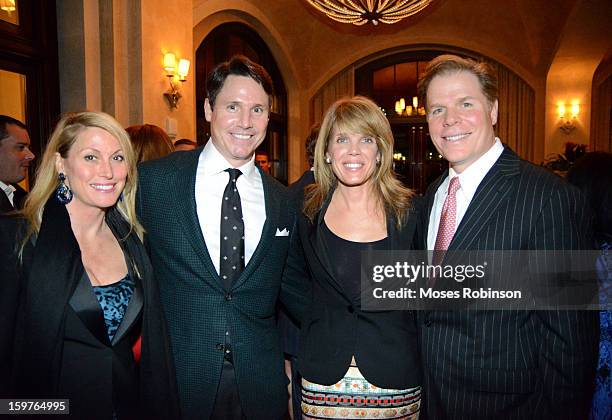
[
  {"xmin": 0, "ymin": 0, "xmax": 16, "ymax": 12},
  {"xmin": 163, "ymin": 52, "xmax": 190, "ymax": 109},
  {"xmin": 557, "ymin": 101, "xmax": 580, "ymax": 134}
]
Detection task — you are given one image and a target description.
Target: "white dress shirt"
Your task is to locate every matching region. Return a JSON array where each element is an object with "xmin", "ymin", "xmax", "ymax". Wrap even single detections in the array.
[
  {"xmin": 427, "ymin": 138, "xmax": 505, "ymax": 250},
  {"xmin": 0, "ymin": 180, "xmax": 16, "ymax": 207},
  {"xmin": 195, "ymin": 141, "xmax": 266, "ymax": 274}
]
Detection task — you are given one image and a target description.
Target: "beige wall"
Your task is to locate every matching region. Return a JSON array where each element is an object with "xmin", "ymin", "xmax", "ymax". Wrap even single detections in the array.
[
  {"xmin": 57, "ymin": 0, "xmax": 195, "ymax": 140},
  {"xmin": 545, "ymin": 57, "xmax": 598, "ymax": 157},
  {"xmin": 544, "ymin": 0, "xmax": 611, "ymax": 157},
  {"xmin": 141, "ymin": 0, "xmax": 194, "ymax": 140}
]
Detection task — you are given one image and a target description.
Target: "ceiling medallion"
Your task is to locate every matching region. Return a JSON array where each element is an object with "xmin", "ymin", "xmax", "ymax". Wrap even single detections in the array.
[{"xmin": 306, "ymin": 0, "xmax": 433, "ymax": 26}]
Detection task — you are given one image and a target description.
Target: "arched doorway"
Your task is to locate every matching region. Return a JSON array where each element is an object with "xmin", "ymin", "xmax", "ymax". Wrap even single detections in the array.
[
  {"xmin": 355, "ymin": 51, "xmax": 445, "ymax": 193},
  {"xmin": 195, "ymin": 22, "xmax": 289, "ymax": 184},
  {"xmin": 352, "ymin": 49, "xmax": 535, "ymax": 193}
]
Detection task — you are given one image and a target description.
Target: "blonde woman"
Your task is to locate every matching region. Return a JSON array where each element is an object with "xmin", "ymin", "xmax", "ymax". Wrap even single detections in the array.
[
  {"xmin": 293, "ymin": 96, "xmax": 422, "ymax": 419},
  {"xmin": 0, "ymin": 112, "xmax": 178, "ymax": 419}
]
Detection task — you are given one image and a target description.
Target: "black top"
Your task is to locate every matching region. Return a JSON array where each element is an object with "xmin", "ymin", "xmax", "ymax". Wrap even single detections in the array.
[{"xmin": 322, "ymin": 221, "xmax": 388, "ymax": 303}]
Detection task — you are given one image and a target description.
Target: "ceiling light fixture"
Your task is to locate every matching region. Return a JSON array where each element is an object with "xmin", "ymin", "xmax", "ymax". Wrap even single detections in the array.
[{"xmin": 306, "ymin": 0, "xmax": 433, "ymax": 26}]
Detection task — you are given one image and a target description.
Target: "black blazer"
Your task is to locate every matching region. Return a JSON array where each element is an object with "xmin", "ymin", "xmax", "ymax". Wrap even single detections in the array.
[
  {"xmin": 1, "ymin": 199, "xmax": 179, "ymax": 419},
  {"xmin": 0, "ymin": 184, "xmax": 27, "ymax": 213},
  {"xmin": 0, "ymin": 213, "xmax": 22, "ymax": 396},
  {"xmin": 418, "ymin": 147, "xmax": 599, "ymax": 419},
  {"xmin": 137, "ymin": 149, "xmax": 310, "ymax": 419},
  {"xmin": 290, "ymin": 191, "xmax": 422, "ymax": 389}
]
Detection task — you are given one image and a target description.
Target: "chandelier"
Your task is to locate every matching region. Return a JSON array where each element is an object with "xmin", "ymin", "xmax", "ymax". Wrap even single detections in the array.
[{"xmin": 306, "ymin": 0, "xmax": 433, "ymax": 26}]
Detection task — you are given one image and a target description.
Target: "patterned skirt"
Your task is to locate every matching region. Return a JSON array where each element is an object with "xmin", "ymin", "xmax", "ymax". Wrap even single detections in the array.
[{"xmin": 301, "ymin": 364, "xmax": 421, "ymax": 419}]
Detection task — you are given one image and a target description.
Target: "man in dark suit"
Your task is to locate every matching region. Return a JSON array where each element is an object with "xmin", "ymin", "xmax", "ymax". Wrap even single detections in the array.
[
  {"xmin": 288, "ymin": 123, "xmax": 319, "ymax": 198},
  {"xmin": 417, "ymin": 55, "xmax": 598, "ymax": 419},
  {"xmin": 137, "ymin": 56, "xmax": 308, "ymax": 419},
  {"xmin": 0, "ymin": 116, "xmax": 34, "ymax": 212}
]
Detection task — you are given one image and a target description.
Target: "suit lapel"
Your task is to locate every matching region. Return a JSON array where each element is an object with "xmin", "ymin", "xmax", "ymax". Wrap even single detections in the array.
[
  {"xmin": 0, "ymin": 194, "xmax": 12, "ymax": 213},
  {"xmin": 171, "ymin": 151, "xmax": 222, "ymax": 290},
  {"xmin": 449, "ymin": 148, "xmax": 521, "ymax": 250},
  {"xmin": 69, "ymin": 271, "xmax": 111, "ymax": 345},
  {"xmin": 13, "ymin": 185, "xmax": 27, "ymax": 210},
  {"xmin": 232, "ymin": 168, "xmax": 277, "ymax": 290},
  {"xmin": 112, "ymin": 277, "xmax": 143, "ymax": 345}
]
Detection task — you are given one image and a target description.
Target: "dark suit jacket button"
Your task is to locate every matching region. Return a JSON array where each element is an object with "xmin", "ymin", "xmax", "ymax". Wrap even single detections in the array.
[
  {"xmin": 216, "ymin": 343, "xmax": 224, "ymax": 351},
  {"xmin": 225, "ymin": 293, "xmax": 232, "ymax": 301},
  {"xmin": 347, "ymin": 305, "xmax": 355, "ymax": 314}
]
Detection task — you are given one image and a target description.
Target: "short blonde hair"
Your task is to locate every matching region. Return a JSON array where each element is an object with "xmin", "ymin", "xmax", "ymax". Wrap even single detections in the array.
[
  {"xmin": 22, "ymin": 111, "xmax": 143, "ymax": 245},
  {"xmin": 304, "ymin": 96, "xmax": 414, "ymax": 227}
]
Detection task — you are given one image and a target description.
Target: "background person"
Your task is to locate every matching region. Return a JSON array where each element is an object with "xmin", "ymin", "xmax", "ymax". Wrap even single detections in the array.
[
  {"xmin": 288, "ymin": 123, "xmax": 319, "ymax": 197},
  {"xmin": 293, "ymin": 96, "xmax": 422, "ymax": 419},
  {"xmin": 173, "ymin": 138, "xmax": 198, "ymax": 152},
  {"xmin": 255, "ymin": 150, "xmax": 271, "ymax": 173},
  {"xmin": 567, "ymin": 152, "xmax": 612, "ymax": 420},
  {"xmin": 1, "ymin": 112, "xmax": 178, "ymax": 418},
  {"xmin": 0, "ymin": 116, "xmax": 34, "ymax": 394},
  {"xmin": 417, "ymin": 54, "xmax": 598, "ymax": 419},
  {"xmin": 0, "ymin": 115, "xmax": 35, "ymax": 212},
  {"xmin": 126, "ymin": 123, "xmax": 174, "ymax": 163}
]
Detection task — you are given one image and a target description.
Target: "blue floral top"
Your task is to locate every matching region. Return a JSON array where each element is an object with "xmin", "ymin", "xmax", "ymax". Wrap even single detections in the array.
[
  {"xmin": 591, "ymin": 241, "xmax": 611, "ymax": 420},
  {"xmin": 93, "ymin": 275, "xmax": 135, "ymax": 342}
]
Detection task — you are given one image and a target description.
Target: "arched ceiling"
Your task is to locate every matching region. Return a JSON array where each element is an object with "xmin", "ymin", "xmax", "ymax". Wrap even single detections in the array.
[{"xmin": 194, "ymin": 0, "xmax": 591, "ymax": 92}]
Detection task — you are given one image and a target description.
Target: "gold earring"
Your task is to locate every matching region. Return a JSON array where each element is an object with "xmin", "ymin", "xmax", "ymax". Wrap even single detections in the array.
[{"xmin": 325, "ymin": 156, "xmax": 332, "ymax": 164}]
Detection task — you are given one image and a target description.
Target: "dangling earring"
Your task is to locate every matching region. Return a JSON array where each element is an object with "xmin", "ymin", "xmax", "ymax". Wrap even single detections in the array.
[
  {"xmin": 325, "ymin": 155, "xmax": 332, "ymax": 164},
  {"xmin": 55, "ymin": 173, "xmax": 73, "ymax": 205}
]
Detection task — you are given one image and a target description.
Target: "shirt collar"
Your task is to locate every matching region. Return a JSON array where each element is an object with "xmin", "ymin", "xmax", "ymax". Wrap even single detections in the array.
[
  {"xmin": 200, "ymin": 139, "xmax": 259, "ymax": 183},
  {"xmin": 448, "ymin": 137, "xmax": 504, "ymax": 200},
  {"xmin": 0, "ymin": 180, "xmax": 15, "ymax": 196}
]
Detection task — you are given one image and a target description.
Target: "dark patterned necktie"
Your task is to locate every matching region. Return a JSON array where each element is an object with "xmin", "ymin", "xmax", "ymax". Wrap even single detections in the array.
[{"xmin": 219, "ymin": 168, "xmax": 245, "ymax": 290}]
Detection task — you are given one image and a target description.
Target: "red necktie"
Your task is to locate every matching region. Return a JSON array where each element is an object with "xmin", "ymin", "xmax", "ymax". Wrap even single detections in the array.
[{"xmin": 433, "ymin": 176, "xmax": 461, "ymax": 266}]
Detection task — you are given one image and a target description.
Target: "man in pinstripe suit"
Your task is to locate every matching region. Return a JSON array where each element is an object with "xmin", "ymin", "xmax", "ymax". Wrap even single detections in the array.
[{"xmin": 417, "ymin": 55, "xmax": 599, "ymax": 419}]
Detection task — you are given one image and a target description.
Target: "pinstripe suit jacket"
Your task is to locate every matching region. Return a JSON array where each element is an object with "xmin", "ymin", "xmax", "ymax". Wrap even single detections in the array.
[
  {"xmin": 419, "ymin": 146, "xmax": 599, "ymax": 419},
  {"xmin": 137, "ymin": 149, "xmax": 309, "ymax": 419}
]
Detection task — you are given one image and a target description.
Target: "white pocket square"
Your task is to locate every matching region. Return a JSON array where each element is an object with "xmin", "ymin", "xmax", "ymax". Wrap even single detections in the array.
[{"xmin": 275, "ymin": 228, "xmax": 290, "ymax": 237}]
